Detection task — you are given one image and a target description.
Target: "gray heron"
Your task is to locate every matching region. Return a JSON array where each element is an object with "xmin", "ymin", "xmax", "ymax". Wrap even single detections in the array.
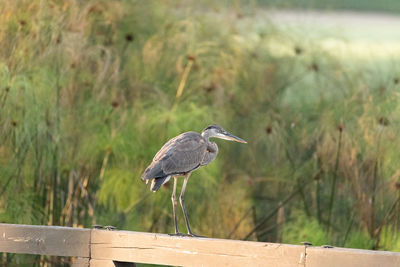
[{"xmin": 141, "ymin": 124, "xmax": 247, "ymax": 237}]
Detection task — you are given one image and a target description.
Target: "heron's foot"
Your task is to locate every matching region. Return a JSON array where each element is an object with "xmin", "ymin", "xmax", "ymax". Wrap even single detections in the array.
[
  {"xmin": 187, "ymin": 232, "xmax": 205, "ymax": 238},
  {"xmin": 168, "ymin": 232, "xmax": 187, "ymax": 237}
]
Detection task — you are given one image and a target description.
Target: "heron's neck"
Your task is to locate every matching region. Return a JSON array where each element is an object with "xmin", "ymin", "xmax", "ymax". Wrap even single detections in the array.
[{"xmin": 201, "ymin": 130, "xmax": 214, "ymax": 141}]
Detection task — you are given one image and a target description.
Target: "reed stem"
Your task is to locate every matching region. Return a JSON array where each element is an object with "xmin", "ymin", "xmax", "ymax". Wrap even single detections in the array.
[{"xmin": 327, "ymin": 129, "xmax": 342, "ymax": 233}]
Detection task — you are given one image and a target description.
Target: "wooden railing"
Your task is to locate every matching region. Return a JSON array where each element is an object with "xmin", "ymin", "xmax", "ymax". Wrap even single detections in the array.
[{"xmin": 1, "ymin": 223, "xmax": 400, "ymax": 266}]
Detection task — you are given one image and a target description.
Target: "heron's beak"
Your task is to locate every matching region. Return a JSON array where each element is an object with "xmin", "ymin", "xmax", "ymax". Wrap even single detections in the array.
[{"xmin": 218, "ymin": 132, "xmax": 247, "ymax": 143}]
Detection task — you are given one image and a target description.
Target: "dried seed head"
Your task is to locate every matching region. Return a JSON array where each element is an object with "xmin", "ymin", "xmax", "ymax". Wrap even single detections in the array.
[
  {"xmin": 313, "ymin": 173, "xmax": 321, "ymax": 181},
  {"xmin": 395, "ymin": 182, "xmax": 400, "ymax": 190},
  {"xmin": 378, "ymin": 116, "xmax": 389, "ymax": 126},
  {"xmin": 294, "ymin": 46, "xmax": 303, "ymax": 55},
  {"xmin": 11, "ymin": 120, "xmax": 17, "ymax": 127},
  {"xmin": 111, "ymin": 100, "xmax": 119, "ymax": 108},
  {"xmin": 204, "ymin": 83, "xmax": 215, "ymax": 93},
  {"xmin": 265, "ymin": 126, "xmax": 272, "ymax": 134},
  {"xmin": 125, "ymin": 33, "xmax": 134, "ymax": 42},
  {"xmin": 310, "ymin": 63, "xmax": 319, "ymax": 72},
  {"xmin": 250, "ymin": 52, "xmax": 258, "ymax": 59},
  {"xmin": 337, "ymin": 124, "xmax": 344, "ymax": 132},
  {"xmin": 187, "ymin": 55, "xmax": 195, "ymax": 61}
]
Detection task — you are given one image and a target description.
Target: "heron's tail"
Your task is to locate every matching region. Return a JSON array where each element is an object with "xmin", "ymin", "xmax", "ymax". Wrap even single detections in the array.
[{"xmin": 150, "ymin": 176, "xmax": 171, "ymax": 192}]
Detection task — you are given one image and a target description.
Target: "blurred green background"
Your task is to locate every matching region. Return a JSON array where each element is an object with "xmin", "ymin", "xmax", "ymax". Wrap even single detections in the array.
[{"xmin": 1, "ymin": 0, "xmax": 400, "ymax": 265}]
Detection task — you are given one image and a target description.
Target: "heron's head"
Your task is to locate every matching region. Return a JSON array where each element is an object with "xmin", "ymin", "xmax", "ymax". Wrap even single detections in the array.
[{"xmin": 201, "ymin": 124, "xmax": 247, "ymax": 143}]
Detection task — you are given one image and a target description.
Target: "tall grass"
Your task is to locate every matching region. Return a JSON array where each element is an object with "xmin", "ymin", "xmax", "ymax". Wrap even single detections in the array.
[{"xmin": 1, "ymin": 0, "xmax": 400, "ymax": 265}]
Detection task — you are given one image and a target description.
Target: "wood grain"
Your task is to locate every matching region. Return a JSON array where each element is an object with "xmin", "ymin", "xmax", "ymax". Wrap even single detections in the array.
[
  {"xmin": 306, "ymin": 246, "xmax": 400, "ymax": 267},
  {"xmin": 1, "ymin": 224, "xmax": 400, "ymax": 267},
  {"xmin": 91, "ymin": 230, "xmax": 305, "ymax": 267},
  {"xmin": 0, "ymin": 223, "xmax": 90, "ymax": 257}
]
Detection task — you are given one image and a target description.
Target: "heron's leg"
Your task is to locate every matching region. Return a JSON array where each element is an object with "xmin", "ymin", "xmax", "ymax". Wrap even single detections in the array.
[
  {"xmin": 179, "ymin": 172, "xmax": 203, "ymax": 237},
  {"xmin": 171, "ymin": 177, "xmax": 179, "ymax": 234},
  {"xmin": 169, "ymin": 177, "xmax": 184, "ymax": 236}
]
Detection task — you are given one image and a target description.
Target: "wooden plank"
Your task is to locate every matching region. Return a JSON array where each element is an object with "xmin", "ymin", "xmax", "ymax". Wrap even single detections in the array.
[
  {"xmin": 306, "ymin": 246, "xmax": 400, "ymax": 267},
  {"xmin": 89, "ymin": 259, "xmax": 116, "ymax": 267},
  {"xmin": 0, "ymin": 223, "xmax": 90, "ymax": 257},
  {"xmin": 3, "ymin": 223, "xmax": 400, "ymax": 267},
  {"xmin": 91, "ymin": 230, "xmax": 305, "ymax": 267}
]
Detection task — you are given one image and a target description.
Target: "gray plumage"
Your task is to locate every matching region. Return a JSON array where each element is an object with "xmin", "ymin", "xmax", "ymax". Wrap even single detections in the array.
[
  {"xmin": 142, "ymin": 132, "xmax": 218, "ymax": 191},
  {"xmin": 141, "ymin": 124, "xmax": 246, "ymax": 237}
]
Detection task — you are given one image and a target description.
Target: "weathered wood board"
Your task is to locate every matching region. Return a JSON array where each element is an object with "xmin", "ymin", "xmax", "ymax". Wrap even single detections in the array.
[
  {"xmin": 91, "ymin": 230, "xmax": 306, "ymax": 267},
  {"xmin": 0, "ymin": 223, "xmax": 90, "ymax": 257},
  {"xmin": 1, "ymin": 223, "xmax": 400, "ymax": 267},
  {"xmin": 89, "ymin": 259, "xmax": 116, "ymax": 267},
  {"xmin": 306, "ymin": 246, "xmax": 400, "ymax": 267}
]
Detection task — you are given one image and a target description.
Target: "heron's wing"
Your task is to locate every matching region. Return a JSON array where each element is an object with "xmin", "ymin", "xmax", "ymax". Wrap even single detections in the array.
[
  {"xmin": 161, "ymin": 132, "xmax": 207, "ymax": 175},
  {"xmin": 141, "ymin": 132, "xmax": 207, "ymax": 179},
  {"xmin": 153, "ymin": 135, "xmax": 181, "ymax": 162}
]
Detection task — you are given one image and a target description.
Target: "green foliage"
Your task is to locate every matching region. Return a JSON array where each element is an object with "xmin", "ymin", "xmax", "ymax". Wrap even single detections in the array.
[
  {"xmin": 345, "ymin": 231, "xmax": 376, "ymax": 250},
  {"xmin": 378, "ymin": 226, "xmax": 400, "ymax": 252},
  {"xmin": 281, "ymin": 211, "xmax": 329, "ymax": 246}
]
